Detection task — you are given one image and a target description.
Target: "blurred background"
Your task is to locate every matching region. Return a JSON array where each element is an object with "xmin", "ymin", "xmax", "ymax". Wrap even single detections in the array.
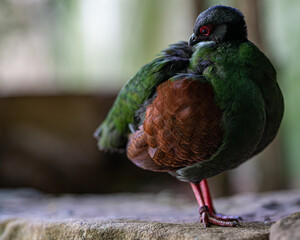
[{"xmin": 0, "ymin": 0, "xmax": 299, "ymax": 198}]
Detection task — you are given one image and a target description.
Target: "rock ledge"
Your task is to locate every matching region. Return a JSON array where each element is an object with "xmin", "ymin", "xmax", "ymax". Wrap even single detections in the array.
[{"xmin": 0, "ymin": 189, "xmax": 299, "ymax": 240}]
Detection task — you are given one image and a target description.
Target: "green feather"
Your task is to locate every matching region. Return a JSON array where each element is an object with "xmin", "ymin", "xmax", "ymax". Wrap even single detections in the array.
[
  {"xmin": 172, "ymin": 40, "xmax": 283, "ymax": 182},
  {"xmin": 95, "ymin": 4, "xmax": 284, "ymax": 184},
  {"xmin": 94, "ymin": 42, "xmax": 192, "ymax": 151}
]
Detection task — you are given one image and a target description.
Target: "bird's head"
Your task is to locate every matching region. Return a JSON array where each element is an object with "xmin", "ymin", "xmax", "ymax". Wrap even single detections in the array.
[{"xmin": 189, "ymin": 5, "xmax": 247, "ymax": 46}]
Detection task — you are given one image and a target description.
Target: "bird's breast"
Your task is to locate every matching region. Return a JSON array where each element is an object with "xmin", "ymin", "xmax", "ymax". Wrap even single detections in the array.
[{"xmin": 126, "ymin": 77, "xmax": 224, "ymax": 172}]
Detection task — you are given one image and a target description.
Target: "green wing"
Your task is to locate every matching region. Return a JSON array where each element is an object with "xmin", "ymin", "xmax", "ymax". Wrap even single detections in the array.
[
  {"xmin": 173, "ymin": 41, "xmax": 270, "ymax": 182},
  {"xmin": 94, "ymin": 41, "xmax": 193, "ymax": 151},
  {"xmin": 239, "ymin": 42, "xmax": 284, "ymax": 155}
]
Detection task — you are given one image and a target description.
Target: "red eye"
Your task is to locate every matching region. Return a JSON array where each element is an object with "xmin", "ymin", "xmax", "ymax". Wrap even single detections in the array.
[{"xmin": 200, "ymin": 26, "xmax": 210, "ymax": 36}]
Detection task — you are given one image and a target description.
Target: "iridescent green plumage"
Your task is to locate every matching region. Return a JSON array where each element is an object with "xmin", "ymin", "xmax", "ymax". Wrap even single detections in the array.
[
  {"xmin": 94, "ymin": 5, "xmax": 284, "ymax": 183},
  {"xmin": 173, "ymin": 41, "xmax": 283, "ymax": 182},
  {"xmin": 94, "ymin": 41, "xmax": 193, "ymax": 151}
]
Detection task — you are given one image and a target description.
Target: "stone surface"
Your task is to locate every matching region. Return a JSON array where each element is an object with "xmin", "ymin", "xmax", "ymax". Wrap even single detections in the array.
[
  {"xmin": 0, "ymin": 189, "xmax": 299, "ymax": 239},
  {"xmin": 270, "ymin": 212, "xmax": 300, "ymax": 240}
]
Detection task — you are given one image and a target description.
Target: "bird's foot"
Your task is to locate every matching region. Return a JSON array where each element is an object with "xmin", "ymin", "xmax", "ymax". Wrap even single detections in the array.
[
  {"xmin": 199, "ymin": 206, "xmax": 240, "ymax": 227},
  {"xmin": 211, "ymin": 212, "xmax": 243, "ymax": 221}
]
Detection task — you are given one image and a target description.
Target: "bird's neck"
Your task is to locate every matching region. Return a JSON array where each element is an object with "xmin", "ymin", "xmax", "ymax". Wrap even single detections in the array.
[{"xmin": 189, "ymin": 40, "xmax": 249, "ymax": 74}]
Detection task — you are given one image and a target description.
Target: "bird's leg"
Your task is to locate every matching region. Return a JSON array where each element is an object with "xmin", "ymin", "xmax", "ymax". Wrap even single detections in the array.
[
  {"xmin": 190, "ymin": 182, "xmax": 209, "ymax": 227},
  {"xmin": 190, "ymin": 182, "xmax": 238, "ymax": 227},
  {"xmin": 200, "ymin": 179, "xmax": 242, "ymax": 221},
  {"xmin": 200, "ymin": 179, "xmax": 215, "ymax": 213}
]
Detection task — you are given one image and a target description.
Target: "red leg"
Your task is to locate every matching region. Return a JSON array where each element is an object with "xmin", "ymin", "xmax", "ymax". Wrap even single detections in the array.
[
  {"xmin": 190, "ymin": 182, "xmax": 238, "ymax": 227},
  {"xmin": 200, "ymin": 179, "xmax": 215, "ymax": 213},
  {"xmin": 200, "ymin": 179, "xmax": 242, "ymax": 221},
  {"xmin": 190, "ymin": 182, "xmax": 205, "ymax": 207}
]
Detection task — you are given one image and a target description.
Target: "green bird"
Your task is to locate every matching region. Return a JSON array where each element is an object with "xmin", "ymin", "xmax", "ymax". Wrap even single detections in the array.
[{"xmin": 94, "ymin": 5, "xmax": 284, "ymax": 227}]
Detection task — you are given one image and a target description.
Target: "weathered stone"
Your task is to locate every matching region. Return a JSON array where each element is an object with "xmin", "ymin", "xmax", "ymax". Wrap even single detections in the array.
[
  {"xmin": 0, "ymin": 189, "xmax": 299, "ymax": 239},
  {"xmin": 270, "ymin": 212, "xmax": 300, "ymax": 240},
  {"xmin": 0, "ymin": 219, "xmax": 270, "ymax": 240}
]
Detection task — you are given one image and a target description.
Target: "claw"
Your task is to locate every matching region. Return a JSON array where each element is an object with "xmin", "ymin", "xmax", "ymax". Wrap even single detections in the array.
[
  {"xmin": 213, "ymin": 213, "xmax": 243, "ymax": 221},
  {"xmin": 232, "ymin": 220, "xmax": 241, "ymax": 226}
]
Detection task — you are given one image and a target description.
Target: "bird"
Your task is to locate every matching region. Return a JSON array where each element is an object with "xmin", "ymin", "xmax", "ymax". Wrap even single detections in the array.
[{"xmin": 94, "ymin": 5, "xmax": 284, "ymax": 227}]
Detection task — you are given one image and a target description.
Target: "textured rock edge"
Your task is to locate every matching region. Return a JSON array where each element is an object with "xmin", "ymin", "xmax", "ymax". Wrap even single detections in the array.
[
  {"xmin": 0, "ymin": 218, "xmax": 272, "ymax": 240},
  {"xmin": 270, "ymin": 212, "xmax": 300, "ymax": 240}
]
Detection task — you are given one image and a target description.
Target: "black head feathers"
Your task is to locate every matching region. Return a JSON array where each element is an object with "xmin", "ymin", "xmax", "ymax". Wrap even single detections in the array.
[{"xmin": 189, "ymin": 5, "xmax": 247, "ymax": 45}]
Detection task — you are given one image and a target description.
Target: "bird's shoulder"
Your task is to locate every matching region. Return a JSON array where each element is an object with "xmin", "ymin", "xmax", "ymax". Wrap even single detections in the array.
[{"xmin": 238, "ymin": 41, "xmax": 276, "ymax": 77}]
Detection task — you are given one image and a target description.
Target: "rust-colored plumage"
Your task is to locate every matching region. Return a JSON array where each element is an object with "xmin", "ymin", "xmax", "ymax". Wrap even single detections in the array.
[{"xmin": 127, "ymin": 78, "xmax": 224, "ymax": 172}]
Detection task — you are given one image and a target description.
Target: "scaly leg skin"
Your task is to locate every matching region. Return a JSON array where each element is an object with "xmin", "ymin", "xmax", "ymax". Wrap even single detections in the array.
[
  {"xmin": 200, "ymin": 179, "xmax": 242, "ymax": 222},
  {"xmin": 190, "ymin": 182, "xmax": 239, "ymax": 227}
]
